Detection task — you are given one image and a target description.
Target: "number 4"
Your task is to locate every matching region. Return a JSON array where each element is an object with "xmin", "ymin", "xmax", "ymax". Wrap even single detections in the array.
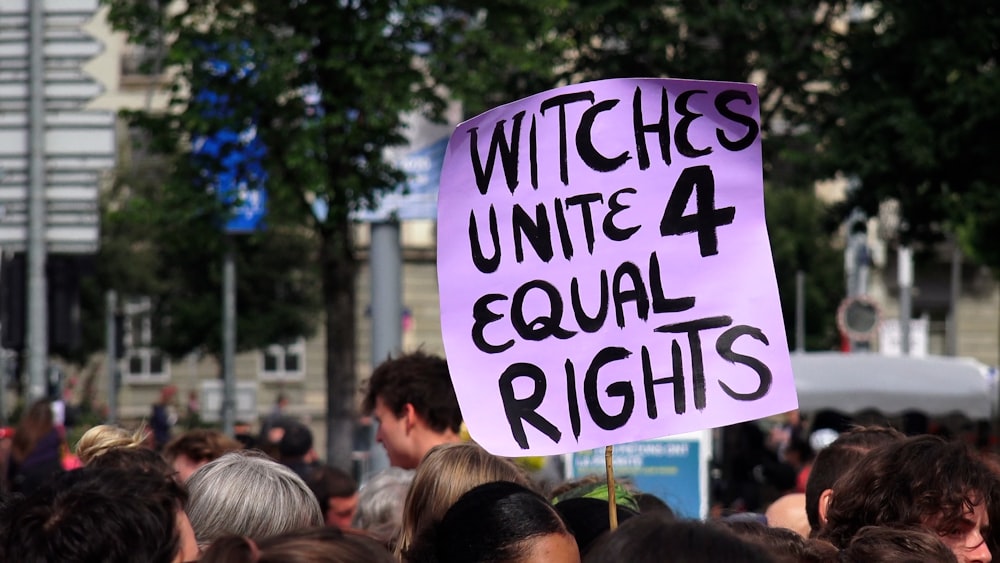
[{"xmin": 660, "ymin": 165, "xmax": 736, "ymax": 256}]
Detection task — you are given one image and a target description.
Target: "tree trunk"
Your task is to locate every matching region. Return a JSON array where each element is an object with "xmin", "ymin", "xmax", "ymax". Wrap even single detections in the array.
[{"xmin": 321, "ymin": 223, "xmax": 357, "ymax": 469}]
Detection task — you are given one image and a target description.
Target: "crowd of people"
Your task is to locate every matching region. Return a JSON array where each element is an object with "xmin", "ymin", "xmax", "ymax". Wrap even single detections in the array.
[{"xmin": 0, "ymin": 350, "xmax": 995, "ymax": 562}]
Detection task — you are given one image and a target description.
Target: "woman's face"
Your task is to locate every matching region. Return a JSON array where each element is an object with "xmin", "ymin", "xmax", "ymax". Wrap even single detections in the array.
[{"xmin": 519, "ymin": 532, "xmax": 580, "ymax": 563}]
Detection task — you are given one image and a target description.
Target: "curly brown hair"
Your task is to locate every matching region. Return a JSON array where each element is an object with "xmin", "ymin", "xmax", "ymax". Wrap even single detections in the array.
[{"xmin": 818, "ymin": 434, "xmax": 1000, "ymax": 551}]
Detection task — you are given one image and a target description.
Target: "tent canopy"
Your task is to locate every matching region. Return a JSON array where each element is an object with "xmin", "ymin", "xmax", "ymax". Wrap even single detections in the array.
[{"xmin": 790, "ymin": 352, "xmax": 998, "ymax": 419}]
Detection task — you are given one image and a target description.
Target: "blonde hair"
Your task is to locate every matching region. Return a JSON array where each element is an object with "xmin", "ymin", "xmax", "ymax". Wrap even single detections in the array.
[
  {"xmin": 394, "ymin": 442, "xmax": 534, "ymax": 558},
  {"xmin": 75, "ymin": 424, "xmax": 148, "ymax": 465}
]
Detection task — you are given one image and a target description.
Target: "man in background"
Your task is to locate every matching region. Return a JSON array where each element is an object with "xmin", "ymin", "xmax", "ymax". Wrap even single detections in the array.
[
  {"xmin": 362, "ymin": 351, "xmax": 463, "ymax": 469},
  {"xmin": 150, "ymin": 385, "xmax": 178, "ymax": 451},
  {"xmin": 305, "ymin": 464, "xmax": 359, "ymax": 529}
]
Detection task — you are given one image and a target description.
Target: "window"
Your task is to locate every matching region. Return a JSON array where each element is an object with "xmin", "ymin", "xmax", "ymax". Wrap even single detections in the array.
[
  {"xmin": 258, "ymin": 339, "xmax": 305, "ymax": 381},
  {"xmin": 120, "ymin": 43, "xmax": 163, "ymax": 78},
  {"xmin": 122, "ymin": 297, "xmax": 169, "ymax": 383}
]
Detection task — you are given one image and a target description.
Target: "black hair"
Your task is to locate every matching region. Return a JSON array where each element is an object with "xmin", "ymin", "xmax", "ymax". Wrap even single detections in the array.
[
  {"xmin": 279, "ymin": 422, "xmax": 315, "ymax": 460},
  {"xmin": 0, "ymin": 466, "xmax": 186, "ymax": 563},
  {"xmin": 584, "ymin": 513, "xmax": 776, "ymax": 563},
  {"xmin": 554, "ymin": 496, "xmax": 639, "ymax": 556},
  {"xmin": 305, "ymin": 464, "xmax": 358, "ymax": 521},
  {"xmin": 406, "ymin": 480, "xmax": 572, "ymax": 563},
  {"xmin": 634, "ymin": 491, "xmax": 676, "ymax": 518}
]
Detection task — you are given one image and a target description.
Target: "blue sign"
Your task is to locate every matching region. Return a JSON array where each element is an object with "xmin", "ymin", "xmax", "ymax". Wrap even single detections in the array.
[
  {"xmin": 353, "ymin": 136, "xmax": 447, "ymax": 222},
  {"xmin": 568, "ymin": 432, "xmax": 711, "ymax": 519},
  {"xmin": 191, "ymin": 44, "xmax": 268, "ymax": 234}
]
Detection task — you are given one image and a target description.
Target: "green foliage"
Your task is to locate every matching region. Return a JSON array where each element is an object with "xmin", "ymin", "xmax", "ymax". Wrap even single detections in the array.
[
  {"xmin": 429, "ymin": 1, "xmax": 849, "ymax": 349},
  {"xmin": 820, "ymin": 0, "xmax": 1000, "ymax": 260},
  {"xmin": 765, "ymin": 186, "xmax": 844, "ymax": 350},
  {"xmin": 101, "ymin": 0, "xmax": 459, "ymax": 462},
  {"xmin": 425, "ymin": 0, "xmax": 570, "ymax": 117}
]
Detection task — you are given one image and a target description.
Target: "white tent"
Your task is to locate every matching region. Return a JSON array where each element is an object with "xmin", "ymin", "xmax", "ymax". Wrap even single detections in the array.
[{"xmin": 790, "ymin": 352, "xmax": 998, "ymax": 419}]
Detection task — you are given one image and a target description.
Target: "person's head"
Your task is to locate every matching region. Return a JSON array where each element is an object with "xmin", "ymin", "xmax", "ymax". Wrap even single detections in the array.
[
  {"xmin": 162, "ymin": 428, "xmax": 244, "ymax": 482},
  {"xmin": 805, "ymin": 424, "xmax": 905, "ymax": 533},
  {"xmin": 396, "ymin": 442, "xmax": 534, "ymax": 557},
  {"xmin": 584, "ymin": 512, "xmax": 775, "ymax": 563},
  {"xmin": 353, "ymin": 467, "xmax": 415, "ymax": 550},
  {"xmin": 634, "ymin": 491, "xmax": 676, "ymax": 517},
  {"xmin": 305, "ymin": 464, "xmax": 359, "ymax": 529},
  {"xmin": 554, "ymin": 497, "xmax": 639, "ymax": 557},
  {"xmin": 719, "ymin": 519, "xmax": 806, "ymax": 563},
  {"xmin": 549, "ymin": 477, "xmax": 640, "ymax": 513},
  {"xmin": 12, "ymin": 399, "xmax": 55, "ymax": 461},
  {"xmin": 838, "ymin": 526, "xmax": 960, "ymax": 563},
  {"xmin": 783, "ymin": 436, "xmax": 814, "ymax": 469},
  {"xmin": 186, "ymin": 450, "xmax": 323, "ymax": 548},
  {"xmin": 160, "ymin": 385, "xmax": 178, "ymax": 404},
  {"xmin": 74, "ymin": 424, "xmax": 149, "ymax": 465},
  {"xmin": 87, "ymin": 445, "xmax": 177, "ymax": 480},
  {"xmin": 279, "ymin": 421, "xmax": 315, "ymax": 462},
  {"xmin": 406, "ymin": 480, "xmax": 579, "ymax": 563},
  {"xmin": 766, "ymin": 492, "xmax": 810, "ymax": 538},
  {"xmin": 361, "ymin": 351, "xmax": 462, "ymax": 469},
  {"xmin": 820, "ymin": 434, "xmax": 998, "ymax": 563},
  {"xmin": 0, "ymin": 466, "xmax": 198, "ymax": 563},
  {"xmin": 803, "ymin": 526, "xmax": 961, "ymax": 563},
  {"xmin": 198, "ymin": 527, "xmax": 394, "ymax": 563}
]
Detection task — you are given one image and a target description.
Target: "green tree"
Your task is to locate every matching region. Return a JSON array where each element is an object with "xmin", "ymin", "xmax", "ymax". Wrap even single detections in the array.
[
  {"xmin": 555, "ymin": 0, "xmax": 848, "ymax": 189},
  {"xmin": 431, "ymin": 1, "xmax": 851, "ymax": 348},
  {"xmin": 76, "ymin": 132, "xmax": 320, "ymax": 394},
  {"xmin": 820, "ymin": 1, "xmax": 1000, "ymax": 262},
  {"xmin": 425, "ymin": 0, "xmax": 570, "ymax": 117},
  {"xmin": 765, "ymin": 186, "xmax": 844, "ymax": 350},
  {"xmin": 102, "ymin": 0, "xmax": 446, "ymax": 463}
]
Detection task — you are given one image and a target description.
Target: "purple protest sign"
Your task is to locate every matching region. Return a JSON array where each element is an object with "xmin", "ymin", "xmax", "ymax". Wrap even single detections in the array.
[{"xmin": 437, "ymin": 77, "xmax": 797, "ymax": 457}]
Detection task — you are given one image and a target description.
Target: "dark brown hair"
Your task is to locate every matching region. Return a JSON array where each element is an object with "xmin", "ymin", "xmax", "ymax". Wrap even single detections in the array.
[
  {"xmin": 818, "ymin": 434, "xmax": 1000, "ymax": 550},
  {"xmin": 805, "ymin": 424, "xmax": 905, "ymax": 531},
  {"xmin": 841, "ymin": 526, "xmax": 958, "ymax": 563},
  {"xmin": 305, "ymin": 464, "xmax": 358, "ymax": 522},
  {"xmin": 362, "ymin": 351, "xmax": 462, "ymax": 434},
  {"xmin": 199, "ymin": 527, "xmax": 394, "ymax": 563},
  {"xmin": 11, "ymin": 400, "xmax": 55, "ymax": 462},
  {"xmin": 718, "ymin": 520, "xmax": 806, "ymax": 563},
  {"xmin": 1, "ymin": 467, "xmax": 187, "ymax": 563}
]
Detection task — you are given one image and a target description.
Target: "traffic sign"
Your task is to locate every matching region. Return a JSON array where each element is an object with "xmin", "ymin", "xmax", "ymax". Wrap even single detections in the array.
[
  {"xmin": 836, "ymin": 295, "xmax": 881, "ymax": 341},
  {"xmin": 0, "ymin": 0, "xmax": 114, "ymax": 253}
]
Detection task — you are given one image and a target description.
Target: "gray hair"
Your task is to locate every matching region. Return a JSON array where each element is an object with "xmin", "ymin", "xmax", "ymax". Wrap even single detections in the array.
[
  {"xmin": 354, "ymin": 467, "xmax": 415, "ymax": 544},
  {"xmin": 186, "ymin": 450, "xmax": 323, "ymax": 546}
]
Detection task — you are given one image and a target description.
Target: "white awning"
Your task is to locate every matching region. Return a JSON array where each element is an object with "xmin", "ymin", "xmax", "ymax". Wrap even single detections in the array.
[{"xmin": 790, "ymin": 352, "xmax": 998, "ymax": 419}]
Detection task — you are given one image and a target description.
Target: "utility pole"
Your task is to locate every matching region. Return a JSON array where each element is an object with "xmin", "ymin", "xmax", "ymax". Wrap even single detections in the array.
[
  {"xmin": 222, "ymin": 238, "xmax": 236, "ymax": 437},
  {"xmin": 105, "ymin": 290, "xmax": 118, "ymax": 423},
  {"xmin": 26, "ymin": 0, "xmax": 48, "ymax": 401},
  {"xmin": 898, "ymin": 245, "xmax": 913, "ymax": 356},
  {"xmin": 368, "ymin": 220, "xmax": 401, "ymax": 475},
  {"xmin": 795, "ymin": 271, "xmax": 805, "ymax": 352}
]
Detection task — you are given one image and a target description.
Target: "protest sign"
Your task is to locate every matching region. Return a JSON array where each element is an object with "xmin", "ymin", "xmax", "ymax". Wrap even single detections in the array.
[{"xmin": 437, "ymin": 77, "xmax": 797, "ymax": 457}]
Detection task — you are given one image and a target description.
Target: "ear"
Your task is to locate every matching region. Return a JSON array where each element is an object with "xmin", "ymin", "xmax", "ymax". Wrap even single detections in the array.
[
  {"xmin": 402, "ymin": 403, "xmax": 418, "ymax": 432},
  {"xmin": 818, "ymin": 488, "xmax": 834, "ymax": 525}
]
